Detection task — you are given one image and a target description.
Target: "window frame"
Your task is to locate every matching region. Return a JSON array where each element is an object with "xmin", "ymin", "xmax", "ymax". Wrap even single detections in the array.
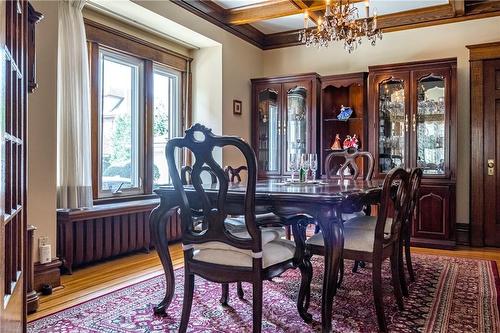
[
  {"xmin": 151, "ymin": 64, "xmax": 183, "ymax": 188},
  {"xmin": 86, "ymin": 20, "xmax": 192, "ymax": 202},
  {"xmin": 97, "ymin": 47, "xmax": 145, "ymax": 198}
]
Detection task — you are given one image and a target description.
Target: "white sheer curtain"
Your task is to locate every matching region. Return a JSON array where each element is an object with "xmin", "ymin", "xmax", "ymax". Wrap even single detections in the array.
[{"xmin": 57, "ymin": 0, "xmax": 93, "ymax": 209}]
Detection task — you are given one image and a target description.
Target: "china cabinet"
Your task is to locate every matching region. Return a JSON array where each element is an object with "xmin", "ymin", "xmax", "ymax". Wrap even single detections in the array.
[
  {"xmin": 320, "ymin": 72, "xmax": 368, "ymax": 176},
  {"xmin": 368, "ymin": 58, "xmax": 457, "ymax": 248},
  {"xmin": 251, "ymin": 73, "xmax": 320, "ymax": 179}
]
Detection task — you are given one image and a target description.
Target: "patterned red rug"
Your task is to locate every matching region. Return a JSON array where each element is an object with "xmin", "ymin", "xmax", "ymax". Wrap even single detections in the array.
[{"xmin": 28, "ymin": 254, "xmax": 500, "ymax": 332}]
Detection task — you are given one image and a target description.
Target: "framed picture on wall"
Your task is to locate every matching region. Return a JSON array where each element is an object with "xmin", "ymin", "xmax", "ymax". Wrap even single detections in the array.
[{"xmin": 233, "ymin": 99, "xmax": 242, "ymax": 115}]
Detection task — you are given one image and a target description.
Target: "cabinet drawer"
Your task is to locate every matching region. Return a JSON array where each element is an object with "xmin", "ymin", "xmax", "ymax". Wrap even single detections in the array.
[{"xmin": 412, "ymin": 184, "xmax": 454, "ymax": 240}]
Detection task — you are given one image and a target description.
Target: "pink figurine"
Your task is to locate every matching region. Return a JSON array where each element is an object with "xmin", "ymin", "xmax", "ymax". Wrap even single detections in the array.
[
  {"xmin": 343, "ymin": 135, "xmax": 352, "ymax": 149},
  {"xmin": 351, "ymin": 134, "xmax": 360, "ymax": 149}
]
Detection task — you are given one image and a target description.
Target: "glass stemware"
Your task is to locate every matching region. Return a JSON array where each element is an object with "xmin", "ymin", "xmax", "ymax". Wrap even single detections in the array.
[
  {"xmin": 289, "ymin": 153, "xmax": 298, "ymax": 182},
  {"xmin": 309, "ymin": 153, "xmax": 318, "ymax": 180}
]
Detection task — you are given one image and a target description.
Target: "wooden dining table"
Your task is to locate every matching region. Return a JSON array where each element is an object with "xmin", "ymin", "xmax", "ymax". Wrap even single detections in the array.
[{"xmin": 150, "ymin": 178, "xmax": 383, "ymax": 333}]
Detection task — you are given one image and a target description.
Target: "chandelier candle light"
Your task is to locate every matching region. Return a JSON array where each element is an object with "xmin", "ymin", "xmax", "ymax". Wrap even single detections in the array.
[{"xmin": 299, "ymin": 0, "xmax": 382, "ymax": 52}]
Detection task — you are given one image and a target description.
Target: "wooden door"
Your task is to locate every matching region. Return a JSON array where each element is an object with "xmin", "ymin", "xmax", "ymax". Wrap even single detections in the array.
[
  {"xmin": 483, "ymin": 59, "xmax": 500, "ymax": 246},
  {"xmin": 369, "ymin": 71, "xmax": 411, "ymax": 179},
  {"xmin": 1, "ymin": 0, "xmax": 27, "ymax": 331},
  {"xmin": 252, "ymin": 83, "xmax": 282, "ymax": 178},
  {"xmin": 282, "ymin": 80, "xmax": 312, "ymax": 176},
  {"xmin": 409, "ymin": 67, "xmax": 452, "ymax": 178}
]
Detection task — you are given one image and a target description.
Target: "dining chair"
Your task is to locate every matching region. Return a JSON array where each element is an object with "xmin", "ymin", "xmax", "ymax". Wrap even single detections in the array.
[
  {"xmin": 180, "ymin": 164, "xmax": 285, "ymax": 303},
  {"xmin": 325, "ymin": 148, "xmax": 375, "ymax": 181},
  {"xmin": 168, "ymin": 124, "xmax": 308, "ymax": 333},
  {"xmin": 343, "ymin": 168, "xmax": 423, "ymax": 296},
  {"xmin": 305, "ymin": 168, "xmax": 411, "ymax": 332},
  {"xmin": 322, "ymin": 149, "xmax": 375, "ymax": 274}
]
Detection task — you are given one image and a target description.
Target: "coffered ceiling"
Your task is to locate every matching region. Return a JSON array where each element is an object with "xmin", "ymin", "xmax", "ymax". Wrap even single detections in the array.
[{"xmin": 172, "ymin": 0, "xmax": 500, "ymax": 49}]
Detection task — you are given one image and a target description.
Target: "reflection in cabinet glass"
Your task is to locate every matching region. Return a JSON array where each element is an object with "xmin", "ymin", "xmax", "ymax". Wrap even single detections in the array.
[
  {"xmin": 416, "ymin": 75, "xmax": 445, "ymax": 175},
  {"xmin": 378, "ymin": 79, "xmax": 406, "ymax": 173},
  {"xmin": 257, "ymin": 89, "xmax": 280, "ymax": 172},
  {"xmin": 286, "ymin": 87, "xmax": 308, "ymax": 172}
]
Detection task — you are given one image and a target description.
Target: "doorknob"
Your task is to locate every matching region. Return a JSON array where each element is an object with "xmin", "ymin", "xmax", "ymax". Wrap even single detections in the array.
[{"xmin": 488, "ymin": 159, "xmax": 495, "ymax": 176}]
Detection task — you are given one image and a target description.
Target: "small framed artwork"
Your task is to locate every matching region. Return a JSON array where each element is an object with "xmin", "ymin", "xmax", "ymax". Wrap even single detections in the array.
[{"xmin": 233, "ymin": 99, "xmax": 242, "ymax": 115}]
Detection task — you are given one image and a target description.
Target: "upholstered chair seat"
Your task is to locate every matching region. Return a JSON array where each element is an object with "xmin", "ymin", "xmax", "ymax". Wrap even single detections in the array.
[
  {"xmin": 192, "ymin": 238, "xmax": 296, "ymax": 268},
  {"xmin": 225, "ymin": 215, "xmax": 286, "ymax": 238},
  {"xmin": 306, "ymin": 226, "xmax": 391, "ymax": 253},
  {"xmin": 343, "ymin": 216, "xmax": 394, "ymax": 235}
]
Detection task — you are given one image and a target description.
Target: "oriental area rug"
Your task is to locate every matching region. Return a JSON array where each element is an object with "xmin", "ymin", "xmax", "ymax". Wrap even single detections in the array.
[{"xmin": 28, "ymin": 254, "xmax": 500, "ymax": 332}]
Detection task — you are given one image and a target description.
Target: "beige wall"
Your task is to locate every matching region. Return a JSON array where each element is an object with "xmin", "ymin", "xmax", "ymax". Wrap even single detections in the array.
[
  {"xmin": 134, "ymin": 0, "xmax": 264, "ymax": 168},
  {"xmin": 28, "ymin": 1, "xmax": 58, "ymax": 260},
  {"xmin": 262, "ymin": 16, "xmax": 500, "ymax": 225}
]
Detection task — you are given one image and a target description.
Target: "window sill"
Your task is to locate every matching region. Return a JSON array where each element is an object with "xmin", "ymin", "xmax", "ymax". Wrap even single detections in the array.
[{"xmin": 93, "ymin": 193, "xmax": 159, "ymax": 206}]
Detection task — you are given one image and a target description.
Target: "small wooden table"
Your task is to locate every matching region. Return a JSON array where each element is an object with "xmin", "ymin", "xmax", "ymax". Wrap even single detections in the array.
[{"xmin": 150, "ymin": 179, "xmax": 382, "ymax": 333}]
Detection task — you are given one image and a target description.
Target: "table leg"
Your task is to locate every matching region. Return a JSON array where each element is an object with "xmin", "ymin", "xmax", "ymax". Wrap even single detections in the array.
[
  {"xmin": 318, "ymin": 211, "xmax": 344, "ymax": 333},
  {"xmin": 150, "ymin": 203, "xmax": 177, "ymax": 315}
]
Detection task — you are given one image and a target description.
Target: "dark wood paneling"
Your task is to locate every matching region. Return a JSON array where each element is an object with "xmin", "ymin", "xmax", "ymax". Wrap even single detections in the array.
[
  {"xmin": 414, "ymin": 185, "xmax": 452, "ymax": 239},
  {"xmin": 57, "ymin": 201, "xmax": 179, "ymax": 273}
]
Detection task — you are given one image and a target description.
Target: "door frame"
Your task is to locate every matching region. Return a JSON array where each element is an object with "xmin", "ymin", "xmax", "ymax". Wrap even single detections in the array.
[{"xmin": 468, "ymin": 41, "xmax": 500, "ymax": 246}]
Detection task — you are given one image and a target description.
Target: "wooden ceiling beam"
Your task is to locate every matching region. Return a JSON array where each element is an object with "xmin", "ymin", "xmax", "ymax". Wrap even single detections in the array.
[
  {"xmin": 290, "ymin": 0, "xmax": 321, "ymax": 25},
  {"xmin": 227, "ymin": 0, "xmax": 365, "ymax": 25}
]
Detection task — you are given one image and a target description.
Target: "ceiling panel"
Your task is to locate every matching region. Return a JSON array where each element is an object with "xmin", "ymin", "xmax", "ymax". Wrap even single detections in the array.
[
  {"xmin": 353, "ymin": 0, "xmax": 449, "ymax": 18},
  {"xmin": 213, "ymin": 0, "xmax": 268, "ymax": 10},
  {"xmin": 248, "ymin": 0, "xmax": 449, "ymax": 33},
  {"xmin": 251, "ymin": 13, "xmax": 316, "ymax": 34}
]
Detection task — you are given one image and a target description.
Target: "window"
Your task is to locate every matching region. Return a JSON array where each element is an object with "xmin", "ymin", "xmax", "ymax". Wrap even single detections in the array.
[
  {"xmin": 153, "ymin": 66, "xmax": 181, "ymax": 187},
  {"xmin": 91, "ymin": 44, "xmax": 185, "ymax": 199},
  {"xmin": 99, "ymin": 49, "xmax": 144, "ymax": 197}
]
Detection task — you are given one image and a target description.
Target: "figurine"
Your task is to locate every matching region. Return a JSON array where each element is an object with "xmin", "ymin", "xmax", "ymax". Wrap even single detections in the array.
[
  {"xmin": 337, "ymin": 105, "xmax": 353, "ymax": 121},
  {"xmin": 351, "ymin": 134, "xmax": 360, "ymax": 149},
  {"xmin": 331, "ymin": 134, "xmax": 342, "ymax": 150},
  {"xmin": 343, "ymin": 135, "xmax": 353, "ymax": 149}
]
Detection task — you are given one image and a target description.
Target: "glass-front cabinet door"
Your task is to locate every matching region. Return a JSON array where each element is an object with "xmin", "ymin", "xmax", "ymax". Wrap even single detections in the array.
[
  {"xmin": 255, "ymin": 85, "xmax": 281, "ymax": 176},
  {"xmin": 283, "ymin": 82, "xmax": 310, "ymax": 174},
  {"xmin": 375, "ymin": 73, "xmax": 410, "ymax": 175},
  {"xmin": 412, "ymin": 69, "xmax": 450, "ymax": 176}
]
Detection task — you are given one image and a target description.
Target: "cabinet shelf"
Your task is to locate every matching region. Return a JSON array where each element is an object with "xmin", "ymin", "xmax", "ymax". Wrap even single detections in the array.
[{"xmin": 323, "ymin": 117, "xmax": 363, "ymax": 122}]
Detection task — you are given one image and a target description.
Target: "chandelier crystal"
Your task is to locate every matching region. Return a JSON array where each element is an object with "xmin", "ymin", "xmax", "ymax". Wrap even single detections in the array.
[{"xmin": 299, "ymin": 0, "xmax": 383, "ymax": 52}]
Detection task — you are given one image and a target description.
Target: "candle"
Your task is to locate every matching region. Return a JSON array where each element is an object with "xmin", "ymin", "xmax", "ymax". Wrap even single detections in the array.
[
  {"xmin": 325, "ymin": 0, "xmax": 331, "ymax": 16},
  {"xmin": 373, "ymin": 11, "xmax": 378, "ymax": 29},
  {"xmin": 317, "ymin": 17, "xmax": 322, "ymax": 32},
  {"xmin": 304, "ymin": 10, "xmax": 309, "ymax": 29},
  {"xmin": 364, "ymin": 0, "xmax": 369, "ymax": 18}
]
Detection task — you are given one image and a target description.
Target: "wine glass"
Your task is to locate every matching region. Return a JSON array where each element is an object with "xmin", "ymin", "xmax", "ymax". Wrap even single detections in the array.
[
  {"xmin": 309, "ymin": 153, "xmax": 318, "ymax": 181},
  {"xmin": 289, "ymin": 153, "xmax": 298, "ymax": 182},
  {"xmin": 300, "ymin": 154, "xmax": 309, "ymax": 182}
]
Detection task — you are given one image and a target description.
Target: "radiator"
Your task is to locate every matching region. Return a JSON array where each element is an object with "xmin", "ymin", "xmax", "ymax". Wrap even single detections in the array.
[{"xmin": 57, "ymin": 199, "xmax": 181, "ymax": 273}]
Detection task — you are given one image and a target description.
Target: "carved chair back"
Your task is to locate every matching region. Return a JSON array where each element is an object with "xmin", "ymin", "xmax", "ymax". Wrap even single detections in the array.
[
  {"xmin": 181, "ymin": 165, "xmax": 217, "ymax": 185},
  {"xmin": 166, "ymin": 124, "xmax": 261, "ymax": 253},
  {"xmin": 325, "ymin": 148, "xmax": 374, "ymax": 181},
  {"xmin": 373, "ymin": 168, "xmax": 411, "ymax": 251},
  {"xmin": 405, "ymin": 168, "xmax": 423, "ymax": 232},
  {"xmin": 225, "ymin": 165, "xmax": 247, "ymax": 183}
]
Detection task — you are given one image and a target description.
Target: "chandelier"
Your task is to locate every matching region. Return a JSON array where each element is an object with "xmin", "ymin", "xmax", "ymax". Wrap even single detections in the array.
[{"xmin": 299, "ymin": 0, "xmax": 382, "ymax": 52}]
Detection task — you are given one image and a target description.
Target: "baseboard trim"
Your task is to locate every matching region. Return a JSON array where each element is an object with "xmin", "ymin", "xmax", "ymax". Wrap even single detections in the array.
[
  {"xmin": 456, "ymin": 223, "xmax": 471, "ymax": 246},
  {"xmin": 27, "ymin": 290, "xmax": 39, "ymax": 314},
  {"xmin": 410, "ymin": 237, "xmax": 456, "ymax": 250},
  {"xmin": 34, "ymin": 258, "xmax": 63, "ymax": 292}
]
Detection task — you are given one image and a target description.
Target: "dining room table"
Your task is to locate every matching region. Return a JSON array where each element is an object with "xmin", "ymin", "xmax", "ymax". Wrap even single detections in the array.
[{"xmin": 149, "ymin": 178, "xmax": 383, "ymax": 333}]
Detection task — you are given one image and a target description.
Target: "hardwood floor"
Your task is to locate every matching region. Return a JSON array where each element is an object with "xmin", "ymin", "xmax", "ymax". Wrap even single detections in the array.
[{"xmin": 28, "ymin": 243, "xmax": 500, "ymax": 322}]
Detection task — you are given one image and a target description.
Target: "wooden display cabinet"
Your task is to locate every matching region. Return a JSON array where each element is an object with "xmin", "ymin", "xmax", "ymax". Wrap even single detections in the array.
[
  {"xmin": 368, "ymin": 58, "xmax": 457, "ymax": 248},
  {"xmin": 251, "ymin": 73, "xmax": 320, "ymax": 179},
  {"xmin": 320, "ymin": 72, "xmax": 368, "ymax": 176}
]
